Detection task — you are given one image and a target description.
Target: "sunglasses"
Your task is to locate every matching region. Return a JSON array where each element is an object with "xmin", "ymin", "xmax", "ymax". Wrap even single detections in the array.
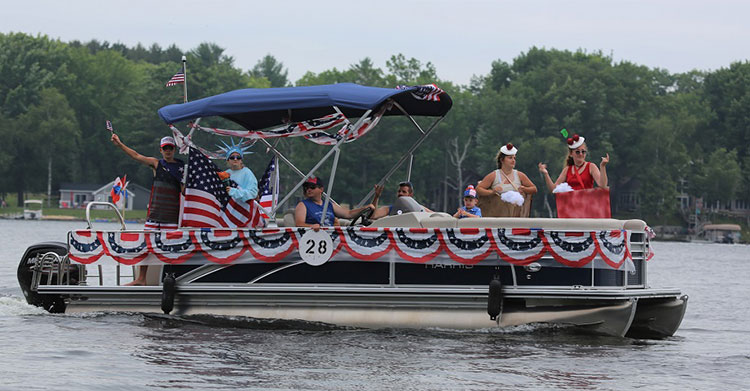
[
  {"xmin": 227, "ymin": 155, "xmax": 242, "ymax": 160},
  {"xmin": 574, "ymin": 150, "xmax": 587, "ymax": 155},
  {"xmin": 303, "ymin": 183, "xmax": 321, "ymax": 190},
  {"xmin": 161, "ymin": 145, "xmax": 174, "ymax": 151}
]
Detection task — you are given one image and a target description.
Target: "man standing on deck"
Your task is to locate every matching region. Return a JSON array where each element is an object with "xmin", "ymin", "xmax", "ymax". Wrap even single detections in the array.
[{"xmin": 111, "ymin": 133, "xmax": 185, "ymax": 285}]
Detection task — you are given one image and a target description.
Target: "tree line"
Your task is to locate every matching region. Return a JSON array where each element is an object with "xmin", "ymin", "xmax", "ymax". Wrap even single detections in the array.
[{"xmin": 1, "ymin": 32, "xmax": 748, "ymax": 222}]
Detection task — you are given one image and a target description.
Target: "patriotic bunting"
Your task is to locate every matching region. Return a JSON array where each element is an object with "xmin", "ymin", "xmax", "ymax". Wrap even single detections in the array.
[
  {"xmin": 190, "ymin": 103, "xmax": 389, "ymax": 146},
  {"xmin": 69, "ymin": 227, "xmax": 638, "ymax": 269}
]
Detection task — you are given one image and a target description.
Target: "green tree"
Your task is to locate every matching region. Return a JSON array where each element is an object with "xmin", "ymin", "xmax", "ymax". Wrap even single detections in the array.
[
  {"xmin": 3, "ymin": 88, "xmax": 80, "ymax": 204},
  {"xmin": 250, "ymin": 54, "xmax": 289, "ymax": 87},
  {"xmin": 0, "ymin": 33, "xmax": 73, "ymax": 117},
  {"xmin": 694, "ymin": 148, "xmax": 742, "ymax": 206}
]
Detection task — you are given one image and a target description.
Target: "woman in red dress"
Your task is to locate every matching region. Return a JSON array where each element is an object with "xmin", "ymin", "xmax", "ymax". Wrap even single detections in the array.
[{"xmin": 538, "ymin": 134, "xmax": 609, "ymax": 192}]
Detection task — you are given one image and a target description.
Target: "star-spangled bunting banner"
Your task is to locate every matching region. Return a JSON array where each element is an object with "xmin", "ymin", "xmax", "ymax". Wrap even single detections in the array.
[{"xmin": 69, "ymin": 226, "xmax": 635, "ymax": 270}]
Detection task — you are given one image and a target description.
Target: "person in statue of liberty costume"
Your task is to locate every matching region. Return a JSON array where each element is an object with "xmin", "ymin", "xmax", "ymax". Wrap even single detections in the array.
[{"xmin": 217, "ymin": 138, "xmax": 258, "ymax": 202}]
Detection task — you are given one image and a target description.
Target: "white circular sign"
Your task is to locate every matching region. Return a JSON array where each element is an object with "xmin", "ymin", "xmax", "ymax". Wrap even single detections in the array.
[{"xmin": 299, "ymin": 229, "xmax": 334, "ymax": 266}]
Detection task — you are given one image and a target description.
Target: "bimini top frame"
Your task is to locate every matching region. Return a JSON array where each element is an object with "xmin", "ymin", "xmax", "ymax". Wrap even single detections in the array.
[{"xmin": 157, "ymin": 83, "xmax": 453, "ymax": 221}]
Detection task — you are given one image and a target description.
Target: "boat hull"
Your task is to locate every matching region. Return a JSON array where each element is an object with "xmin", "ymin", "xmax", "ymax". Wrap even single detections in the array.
[
  {"xmin": 40, "ymin": 284, "xmax": 685, "ymax": 338},
  {"xmin": 21, "ymin": 219, "xmax": 687, "ymax": 338}
]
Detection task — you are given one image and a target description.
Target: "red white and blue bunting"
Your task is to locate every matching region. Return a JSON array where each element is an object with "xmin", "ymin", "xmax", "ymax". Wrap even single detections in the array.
[{"xmin": 68, "ymin": 227, "xmax": 633, "ymax": 269}]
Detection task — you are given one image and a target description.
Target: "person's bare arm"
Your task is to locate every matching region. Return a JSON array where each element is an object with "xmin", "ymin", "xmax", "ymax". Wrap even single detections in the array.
[
  {"xmin": 476, "ymin": 172, "xmax": 498, "ymax": 196},
  {"xmin": 539, "ymin": 163, "xmax": 568, "ymax": 192},
  {"xmin": 111, "ymin": 134, "xmax": 158, "ymax": 169},
  {"xmin": 597, "ymin": 154, "xmax": 609, "ymax": 188},
  {"xmin": 371, "ymin": 185, "xmax": 384, "ymax": 209},
  {"xmin": 293, "ymin": 201, "xmax": 318, "ymax": 228},
  {"xmin": 539, "ymin": 162, "xmax": 565, "ymax": 192},
  {"xmin": 518, "ymin": 171, "xmax": 537, "ymax": 195},
  {"xmin": 371, "ymin": 205, "xmax": 390, "ymax": 220},
  {"xmin": 333, "ymin": 203, "xmax": 375, "ymax": 219}
]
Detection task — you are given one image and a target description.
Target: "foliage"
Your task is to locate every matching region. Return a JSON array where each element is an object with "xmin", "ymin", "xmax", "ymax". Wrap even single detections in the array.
[{"xmin": 1, "ymin": 33, "xmax": 748, "ymax": 222}]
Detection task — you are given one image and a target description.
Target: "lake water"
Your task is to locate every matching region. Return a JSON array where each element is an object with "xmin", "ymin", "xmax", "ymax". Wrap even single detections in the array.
[{"xmin": 1, "ymin": 219, "xmax": 748, "ymax": 390}]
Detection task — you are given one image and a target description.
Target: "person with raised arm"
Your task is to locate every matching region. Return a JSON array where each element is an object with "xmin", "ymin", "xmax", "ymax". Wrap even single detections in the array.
[
  {"xmin": 538, "ymin": 133, "xmax": 609, "ymax": 192},
  {"xmin": 111, "ymin": 133, "xmax": 184, "ymax": 286}
]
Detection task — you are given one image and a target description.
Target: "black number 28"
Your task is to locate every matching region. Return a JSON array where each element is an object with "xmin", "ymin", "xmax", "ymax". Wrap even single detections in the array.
[{"xmin": 305, "ymin": 239, "xmax": 328, "ymax": 254}]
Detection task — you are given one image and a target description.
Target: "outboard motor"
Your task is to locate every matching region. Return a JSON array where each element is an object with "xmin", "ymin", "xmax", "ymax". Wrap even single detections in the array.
[
  {"xmin": 17, "ymin": 242, "xmax": 80, "ymax": 313},
  {"xmin": 487, "ymin": 277, "xmax": 503, "ymax": 321}
]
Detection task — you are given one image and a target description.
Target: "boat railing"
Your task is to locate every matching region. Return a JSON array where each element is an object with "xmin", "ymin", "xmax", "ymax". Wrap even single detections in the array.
[
  {"xmin": 85, "ymin": 201, "xmax": 126, "ymax": 230},
  {"xmin": 30, "ymin": 251, "xmax": 77, "ymax": 290},
  {"xmin": 59, "ymin": 223, "xmax": 649, "ymax": 290}
]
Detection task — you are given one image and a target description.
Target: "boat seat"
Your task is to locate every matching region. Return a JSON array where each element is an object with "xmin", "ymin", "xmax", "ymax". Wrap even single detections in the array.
[
  {"xmin": 277, "ymin": 213, "xmax": 296, "ymax": 227},
  {"xmin": 369, "ymin": 212, "xmax": 457, "ymax": 228},
  {"xmin": 369, "ymin": 211, "xmax": 431, "ymax": 228},
  {"xmin": 456, "ymin": 217, "xmax": 646, "ymax": 231},
  {"xmin": 277, "ymin": 212, "xmax": 353, "ymax": 228},
  {"xmin": 419, "ymin": 212, "xmax": 458, "ymax": 228}
]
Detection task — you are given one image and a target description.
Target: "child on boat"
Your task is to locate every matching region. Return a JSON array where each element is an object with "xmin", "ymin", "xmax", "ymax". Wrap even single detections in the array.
[{"xmin": 454, "ymin": 185, "xmax": 482, "ymax": 219}]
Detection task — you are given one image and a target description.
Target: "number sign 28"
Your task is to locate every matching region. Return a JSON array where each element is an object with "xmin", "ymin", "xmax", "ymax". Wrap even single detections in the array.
[{"xmin": 299, "ymin": 230, "xmax": 334, "ymax": 266}]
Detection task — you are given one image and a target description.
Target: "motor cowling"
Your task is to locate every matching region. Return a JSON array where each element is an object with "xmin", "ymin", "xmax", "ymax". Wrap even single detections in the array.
[{"xmin": 17, "ymin": 242, "xmax": 79, "ymax": 313}]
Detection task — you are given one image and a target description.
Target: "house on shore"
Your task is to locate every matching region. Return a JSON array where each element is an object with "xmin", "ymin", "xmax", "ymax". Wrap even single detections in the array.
[{"xmin": 58, "ymin": 182, "xmax": 149, "ymax": 210}]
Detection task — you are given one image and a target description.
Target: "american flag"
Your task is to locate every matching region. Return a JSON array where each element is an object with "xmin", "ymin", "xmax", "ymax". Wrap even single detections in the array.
[
  {"xmin": 165, "ymin": 71, "xmax": 185, "ymax": 87},
  {"xmin": 257, "ymin": 157, "xmax": 279, "ymax": 219},
  {"xmin": 181, "ymin": 147, "xmax": 265, "ymax": 228},
  {"xmin": 397, "ymin": 84, "xmax": 444, "ymax": 102}
]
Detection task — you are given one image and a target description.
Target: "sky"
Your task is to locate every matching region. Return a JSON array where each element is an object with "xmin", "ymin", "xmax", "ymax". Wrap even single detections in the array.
[{"xmin": 4, "ymin": 0, "xmax": 750, "ymax": 85}]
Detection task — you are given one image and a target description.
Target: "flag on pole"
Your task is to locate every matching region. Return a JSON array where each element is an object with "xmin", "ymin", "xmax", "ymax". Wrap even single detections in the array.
[
  {"xmin": 257, "ymin": 157, "xmax": 279, "ymax": 219},
  {"xmin": 165, "ymin": 71, "xmax": 185, "ymax": 87},
  {"xmin": 111, "ymin": 175, "xmax": 127, "ymax": 208},
  {"xmin": 181, "ymin": 147, "xmax": 265, "ymax": 228},
  {"xmin": 120, "ymin": 177, "xmax": 129, "ymax": 210}
]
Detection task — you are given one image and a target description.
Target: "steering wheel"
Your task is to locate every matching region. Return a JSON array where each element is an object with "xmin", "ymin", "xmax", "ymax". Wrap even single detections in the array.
[{"xmin": 349, "ymin": 207, "xmax": 374, "ymax": 227}]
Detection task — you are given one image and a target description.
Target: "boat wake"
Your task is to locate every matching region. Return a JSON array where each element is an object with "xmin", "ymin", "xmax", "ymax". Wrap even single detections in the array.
[{"xmin": 0, "ymin": 295, "xmax": 48, "ymax": 316}]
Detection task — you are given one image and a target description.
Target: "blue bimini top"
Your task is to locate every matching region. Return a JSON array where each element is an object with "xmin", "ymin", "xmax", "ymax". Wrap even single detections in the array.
[{"xmin": 157, "ymin": 83, "xmax": 452, "ymax": 131}]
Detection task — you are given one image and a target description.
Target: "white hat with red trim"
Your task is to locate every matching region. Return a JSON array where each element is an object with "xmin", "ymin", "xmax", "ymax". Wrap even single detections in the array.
[
  {"xmin": 567, "ymin": 134, "xmax": 585, "ymax": 149},
  {"xmin": 500, "ymin": 142, "xmax": 517, "ymax": 156},
  {"xmin": 160, "ymin": 136, "xmax": 176, "ymax": 147}
]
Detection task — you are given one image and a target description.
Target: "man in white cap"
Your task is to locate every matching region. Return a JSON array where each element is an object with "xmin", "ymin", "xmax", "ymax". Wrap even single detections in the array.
[{"xmin": 111, "ymin": 133, "xmax": 185, "ymax": 285}]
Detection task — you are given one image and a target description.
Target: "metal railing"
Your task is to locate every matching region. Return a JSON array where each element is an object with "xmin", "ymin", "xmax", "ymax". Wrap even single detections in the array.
[{"xmin": 85, "ymin": 202, "xmax": 126, "ymax": 230}]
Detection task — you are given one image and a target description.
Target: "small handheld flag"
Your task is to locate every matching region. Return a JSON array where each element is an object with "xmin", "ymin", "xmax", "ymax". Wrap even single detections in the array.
[
  {"xmin": 166, "ymin": 71, "xmax": 185, "ymax": 87},
  {"xmin": 560, "ymin": 128, "xmax": 569, "ymax": 138},
  {"xmin": 106, "ymin": 120, "xmax": 113, "ymax": 134},
  {"xmin": 111, "ymin": 176, "xmax": 123, "ymax": 204}
]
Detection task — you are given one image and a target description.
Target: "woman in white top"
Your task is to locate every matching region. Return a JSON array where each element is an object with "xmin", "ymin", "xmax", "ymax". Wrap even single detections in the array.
[{"xmin": 476, "ymin": 143, "xmax": 537, "ymax": 199}]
